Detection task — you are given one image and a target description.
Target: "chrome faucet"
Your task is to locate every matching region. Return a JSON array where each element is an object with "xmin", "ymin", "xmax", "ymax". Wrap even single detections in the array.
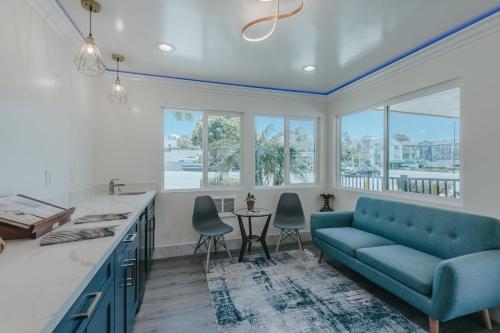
[{"xmin": 109, "ymin": 179, "xmax": 125, "ymax": 195}]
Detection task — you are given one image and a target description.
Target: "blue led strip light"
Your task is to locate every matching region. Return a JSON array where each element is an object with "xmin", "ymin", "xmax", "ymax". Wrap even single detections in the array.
[
  {"xmin": 325, "ymin": 5, "xmax": 500, "ymax": 95},
  {"xmin": 55, "ymin": 0, "xmax": 499, "ymax": 96}
]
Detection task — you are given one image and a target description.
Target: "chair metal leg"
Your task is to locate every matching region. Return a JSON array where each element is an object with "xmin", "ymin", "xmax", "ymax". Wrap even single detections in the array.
[
  {"xmin": 221, "ymin": 235, "xmax": 233, "ymax": 263},
  {"xmin": 205, "ymin": 236, "xmax": 212, "ymax": 273},
  {"xmin": 275, "ymin": 229, "xmax": 283, "ymax": 256},
  {"xmin": 192, "ymin": 235, "xmax": 203, "ymax": 262},
  {"xmin": 318, "ymin": 251, "xmax": 324, "ymax": 263},
  {"xmin": 214, "ymin": 236, "xmax": 218, "ymax": 253}
]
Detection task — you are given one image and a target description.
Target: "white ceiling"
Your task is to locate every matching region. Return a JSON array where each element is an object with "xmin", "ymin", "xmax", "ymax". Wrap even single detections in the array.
[{"xmin": 58, "ymin": 0, "xmax": 500, "ymax": 93}]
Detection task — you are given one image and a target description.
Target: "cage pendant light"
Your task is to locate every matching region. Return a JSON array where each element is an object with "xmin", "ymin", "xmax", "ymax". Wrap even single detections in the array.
[
  {"xmin": 107, "ymin": 54, "xmax": 127, "ymax": 105},
  {"xmin": 74, "ymin": 0, "xmax": 106, "ymax": 76}
]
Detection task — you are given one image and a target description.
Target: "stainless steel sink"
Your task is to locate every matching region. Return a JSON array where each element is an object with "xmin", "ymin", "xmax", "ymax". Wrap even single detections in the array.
[{"xmin": 118, "ymin": 191, "xmax": 146, "ymax": 196}]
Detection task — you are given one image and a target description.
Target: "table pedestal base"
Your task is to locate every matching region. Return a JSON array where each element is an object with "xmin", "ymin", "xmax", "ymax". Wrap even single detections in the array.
[{"xmin": 237, "ymin": 215, "xmax": 271, "ymax": 262}]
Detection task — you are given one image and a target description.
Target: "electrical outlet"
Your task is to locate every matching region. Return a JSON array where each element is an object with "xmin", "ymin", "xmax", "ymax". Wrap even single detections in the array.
[{"xmin": 45, "ymin": 170, "xmax": 51, "ymax": 187}]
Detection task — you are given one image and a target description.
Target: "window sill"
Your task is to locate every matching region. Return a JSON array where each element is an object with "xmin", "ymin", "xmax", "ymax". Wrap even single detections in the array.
[
  {"xmin": 162, "ymin": 186, "xmax": 244, "ymax": 194},
  {"xmin": 334, "ymin": 186, "xmax": 463, "ymax": 208},
  {"xmin": 161, "ymin": 183, "xmax": 323, "ymax": 194},
  {"xmin": 254, "ymin": 184, "xmax": 322, "ymax": 190}
]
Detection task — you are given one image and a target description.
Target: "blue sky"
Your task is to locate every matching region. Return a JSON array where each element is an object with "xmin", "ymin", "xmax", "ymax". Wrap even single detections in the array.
[
  {"xmin": 164, "ymin": 110, "xmax": 202, "ymax": 136},
  {"xmin": 342, "ymin": 109, "xmax": 460, "ymax": 142},
  {"xmin": 164, "ymin": 112, "xmax": 315, "ymax": 139}
]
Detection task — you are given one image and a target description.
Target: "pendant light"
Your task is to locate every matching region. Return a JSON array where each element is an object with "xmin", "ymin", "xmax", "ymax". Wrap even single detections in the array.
[
  {"xmin": 107, "ymin": 54, "xmax": 127, "ymax": 105},
  {"xmin": 242, "ymin": 0, "xmax": 304, "ymax": 43},
  {"xmin": 74, "ymin": 0, "xmax": 106, "ymax": 76}
]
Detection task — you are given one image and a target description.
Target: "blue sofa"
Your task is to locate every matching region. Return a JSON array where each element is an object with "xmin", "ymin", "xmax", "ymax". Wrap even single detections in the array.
[{"xmin": 311, "ymin": 197, "xmax": 500, "ymax": 333}]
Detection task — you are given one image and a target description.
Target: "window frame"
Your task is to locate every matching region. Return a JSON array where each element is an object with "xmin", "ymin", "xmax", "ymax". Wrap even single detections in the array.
[
  {"xmin": 162, "ymin": 107, "xmax": 243, "ymax": 192},
  {"xmin": 336, "ymin": 82, "xmax": 463, "ymax": 204},
  {"xmin": 255, "ymin": 114, "xmax": 319, "ymax": 188}
]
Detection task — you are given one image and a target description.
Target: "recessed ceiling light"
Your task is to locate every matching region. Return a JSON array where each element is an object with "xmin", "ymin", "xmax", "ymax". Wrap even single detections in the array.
[
  {"xmin": 303, "ymin": 65, "xmax": 316, "ymax": 72},
  {"xmin": 158, "ymin": 42, "xmax": 175, "ymax": 52}
]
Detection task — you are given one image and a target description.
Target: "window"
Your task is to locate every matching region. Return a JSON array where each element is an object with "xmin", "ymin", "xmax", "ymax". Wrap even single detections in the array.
[
  {"xmin": 255, "ymin": 116, "xmax": 285, "ymax": 186},
  {"xmin": 340, "ymin": 109, "xmax": 384, "ymax": 191},
  {"xmin": 388, "ymin": 88, "xmax": 460, "ymax": 198},
  {"xmin": 164, "ymin": 110, "xmax": 203, "ymax": 190},
  {"xmin": 207, "ymin": 115, "xmax": 241, "ymax": 186},
  {"xmin": 163, "ymin": 109, "xmax": 241, "ymax": 190},
  {"xmin": 255, "ymin": 116, "xmax": 316, "ymax": 187},
  {"xmin": 338, "ymin": 87, "xmax": 461, "ymax": 199},
  {"xmin": 290, "ymin": 119, "xmax": 316, "ymax": 184}
]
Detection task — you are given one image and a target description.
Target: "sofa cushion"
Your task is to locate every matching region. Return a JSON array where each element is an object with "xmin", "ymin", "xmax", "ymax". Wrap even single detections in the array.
[
  {"xmin": 315, "ymin": 227, "xmax": 394, "ymax": 257},
  {"xmin": 357, "ymin": 245, "xmax": 442, "ymax": 295}
]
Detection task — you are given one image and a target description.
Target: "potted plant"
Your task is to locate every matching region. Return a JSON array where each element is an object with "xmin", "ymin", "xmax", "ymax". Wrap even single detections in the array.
[{"xmin": 245, "ymin": 192, "xmax": 256, "ymax": 211}]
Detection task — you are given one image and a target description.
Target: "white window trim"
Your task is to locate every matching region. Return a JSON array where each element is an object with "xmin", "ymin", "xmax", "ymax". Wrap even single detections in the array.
[
  {"xmin": 335, "ymin": 81, "xmax": 463, "ymax": 204},
  {"xmin": 162, "ymin": 107, "xmax": 243, "ymax": 192},
  {"xmin": 255, "ymin": 114, "xmax": 319, "ymax": 188}
]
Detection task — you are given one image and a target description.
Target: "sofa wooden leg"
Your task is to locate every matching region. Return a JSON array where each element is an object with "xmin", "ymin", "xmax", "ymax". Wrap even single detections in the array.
[
  {"xmin": 482, "ymin": 309, "xmax": 493, "ymax": 330},
  {"xmin": 429, "ymin": 317, "xmax": 439, "ymax": 333},
  {"xmin": 318, "ymin": 251, "xmax": 324, "ymax": 263}
]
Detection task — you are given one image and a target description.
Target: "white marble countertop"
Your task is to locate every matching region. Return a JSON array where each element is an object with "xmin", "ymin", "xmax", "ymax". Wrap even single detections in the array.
[{"xmin": 0, "ymin": 190, "xmax": 156, "ymax": 333}]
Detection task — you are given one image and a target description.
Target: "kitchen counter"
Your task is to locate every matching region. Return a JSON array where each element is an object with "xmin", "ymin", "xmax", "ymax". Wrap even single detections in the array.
[{"xmin": 0, "ymin": 190, "xmax": 156, "ymax": 333}]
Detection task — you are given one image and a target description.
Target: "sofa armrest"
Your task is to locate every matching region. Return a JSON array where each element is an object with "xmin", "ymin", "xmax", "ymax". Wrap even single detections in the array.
[
  {"xmin": 431, "ymin": 249, "xmax": 500, "ymax": 321},
  {"xmin": 310, "ymin": 211, "xmax": 353, "ymax": 240}
]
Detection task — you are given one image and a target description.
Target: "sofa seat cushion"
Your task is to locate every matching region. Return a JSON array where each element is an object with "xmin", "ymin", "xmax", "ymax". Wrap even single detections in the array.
[
  {"xmin": 357, "ymin": 245, "xmax": 442, "ymax": 295},
  {"xmin": 315, "ymin": 227, "xmax": 394, "ymax": 257}
]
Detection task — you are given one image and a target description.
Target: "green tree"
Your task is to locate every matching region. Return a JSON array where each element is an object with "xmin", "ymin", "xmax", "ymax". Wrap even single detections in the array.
[
  {"xmin": 191, "ymin": 116, "xmax": 240, "ymax": 185},
  {"xmin": 255, "ymin": 124, "xmax": 312, "ymax": 186}
]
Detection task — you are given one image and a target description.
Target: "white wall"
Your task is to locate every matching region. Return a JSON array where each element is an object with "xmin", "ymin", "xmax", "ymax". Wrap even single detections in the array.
[
  {"xmin": 327, "ymin": 22, "xmax": 500, "ymax": 220},
  {"xmin": 93, "ymin": 78, "xmax": 329, "ymax": 254},
  {"xmin": 0, "ymin": 0, "xmax": 97, "ymax": 200}
]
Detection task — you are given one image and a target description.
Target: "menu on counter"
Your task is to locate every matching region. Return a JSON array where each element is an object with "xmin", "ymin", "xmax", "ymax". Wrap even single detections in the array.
[{"xmin": 0, "ymin": 195, "xmax": 65, "ymax": 226}]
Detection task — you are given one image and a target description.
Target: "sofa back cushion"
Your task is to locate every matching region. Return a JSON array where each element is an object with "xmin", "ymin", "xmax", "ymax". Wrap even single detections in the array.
[{"xmin": 353, "ymin": 197, "xmax": 500, "ymax": 259}]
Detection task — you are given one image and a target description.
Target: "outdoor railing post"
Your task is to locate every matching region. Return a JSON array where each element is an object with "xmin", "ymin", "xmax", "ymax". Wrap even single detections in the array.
[{"xmin": 400, "ymin": 175, "xmax": 409, "ymax": 192}]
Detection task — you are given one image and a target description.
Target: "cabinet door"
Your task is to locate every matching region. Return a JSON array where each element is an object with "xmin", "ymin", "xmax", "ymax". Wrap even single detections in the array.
[
  {"xmin": 114, "ymin": 247, "xmax": 127, "ymax": 333},
  {"xmin": 54, "ymin": 256, "xmax": 114, "ymax": 333},
  {"xmin": 126, "ymin": 243, "xmax": 139, "ymax": 331},
  {"xmin": 84, "ymin": 284, "xmax": 114, "ymax": 333}
]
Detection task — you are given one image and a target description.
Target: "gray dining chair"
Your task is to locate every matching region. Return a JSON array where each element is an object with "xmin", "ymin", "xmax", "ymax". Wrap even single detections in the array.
[
  {"xmin": 192, "ymin": 195, "xmax": 233, "ymax": 272},
  {"xmin": 274, "ymin": 192, "xmax": 306, "ymax": 255}
]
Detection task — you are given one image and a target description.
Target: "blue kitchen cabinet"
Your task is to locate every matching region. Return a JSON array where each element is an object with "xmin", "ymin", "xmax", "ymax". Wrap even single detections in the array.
[
  {"xmin": 53, "ymin": 196, "xmax": 155, "ymax": 333},
  {"xmin": 53, "ymin": 254, "xmax": 114, "ymax": 333}
]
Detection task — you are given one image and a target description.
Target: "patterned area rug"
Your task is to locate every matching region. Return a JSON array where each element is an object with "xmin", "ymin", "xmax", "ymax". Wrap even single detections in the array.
[{"xmin": 206, "ymin": 250, "xmax": 425, "ymax": 333}]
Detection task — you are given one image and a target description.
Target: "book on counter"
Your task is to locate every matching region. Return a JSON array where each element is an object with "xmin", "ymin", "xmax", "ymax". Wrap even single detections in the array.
[{"xmin": 0, "ymin": 195, "xmax": 75, "ymax": 240}]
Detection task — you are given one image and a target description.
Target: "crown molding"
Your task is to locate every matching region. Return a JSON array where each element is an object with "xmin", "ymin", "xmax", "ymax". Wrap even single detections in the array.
[
  {"xmin": 326, "ymin": 8, "xmax": 500, "ymax": 102},
  {"xmin": 98, "ymin": 71, "xmax": 329, "ymax": 104},
  {"xmin": 26, "ymin": 0, "xmax": 84, "ymax": 48}
]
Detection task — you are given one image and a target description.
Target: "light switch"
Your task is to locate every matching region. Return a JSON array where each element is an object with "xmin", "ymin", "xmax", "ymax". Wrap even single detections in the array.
[{"xmin": 45, "ymin": 170, "xmax": 51, "ymax": 187}]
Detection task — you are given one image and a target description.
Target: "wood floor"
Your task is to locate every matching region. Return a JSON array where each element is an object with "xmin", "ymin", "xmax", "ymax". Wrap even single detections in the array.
[{"xmin": 133, "ymin": 243, "xmax": 500, "ymax": 333}]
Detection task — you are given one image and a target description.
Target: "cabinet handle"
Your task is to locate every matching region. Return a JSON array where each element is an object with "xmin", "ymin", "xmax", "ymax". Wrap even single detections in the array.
[
  {"xmin": 72, "ymin": 292, "xmax": 102, "ymax": 320},
  {"xmin": 122, "ymin": 259, "xmax": 137, "ymax": 287},
  {"xmin": 123, "ymin": 233, "xmax": 137, "ymax": 243}
]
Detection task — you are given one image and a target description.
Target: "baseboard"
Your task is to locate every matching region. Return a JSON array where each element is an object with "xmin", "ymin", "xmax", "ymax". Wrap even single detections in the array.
[{"xmin": 153, "ymin": 231, "xmax": 312, "ymax": 259}]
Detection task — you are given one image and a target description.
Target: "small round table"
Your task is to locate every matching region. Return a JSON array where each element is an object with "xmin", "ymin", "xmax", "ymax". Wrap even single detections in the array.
[{"xmin": 233, "ymin": 208, "xmax": 273, "ymax": 262}]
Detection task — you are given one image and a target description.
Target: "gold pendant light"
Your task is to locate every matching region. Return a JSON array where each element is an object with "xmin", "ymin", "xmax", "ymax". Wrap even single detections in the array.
[
  {"xmin": 74, "ymin": 0, "xmax": 106, "ymax": 76},
  {"xmin": 242, "ymin": 0, "xmax": 304, "ymax": 42},
  {"xmin": 107, "ymin": 54, "xmax": 127, "ymax": 105}
]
